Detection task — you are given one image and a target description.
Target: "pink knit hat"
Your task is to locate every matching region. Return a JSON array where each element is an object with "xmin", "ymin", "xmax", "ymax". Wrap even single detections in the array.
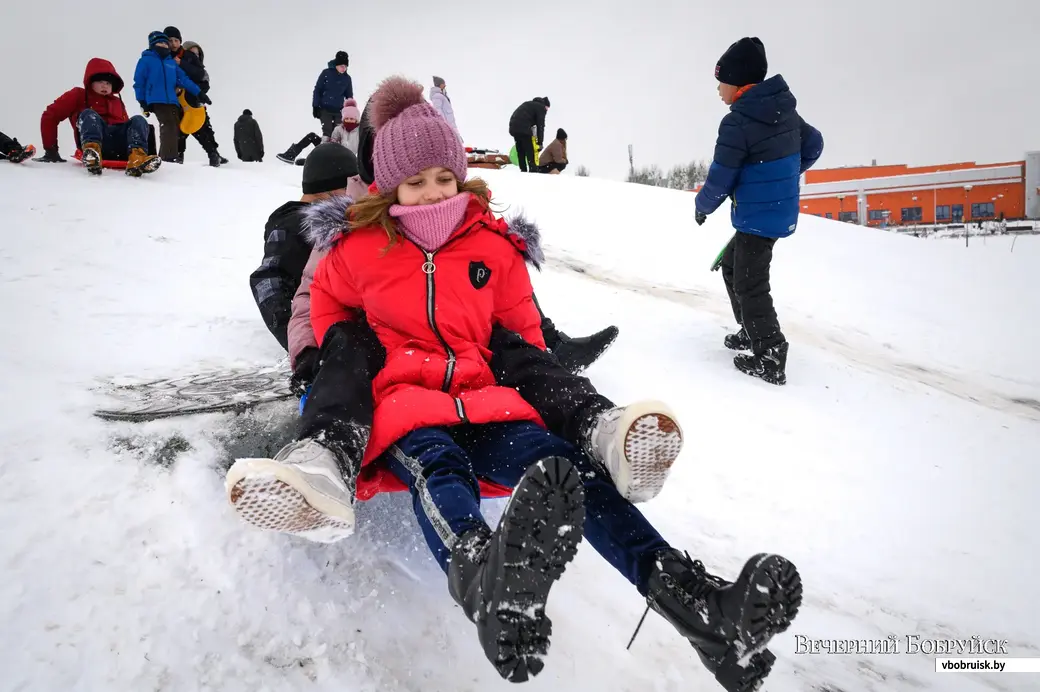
[
  {"xmin": 370, "ymin": 76, "xmax": 467, "ymax": 194},
  {"xmin": 342, "ymin": 98, "xmax": 360, "ymax": 122}
]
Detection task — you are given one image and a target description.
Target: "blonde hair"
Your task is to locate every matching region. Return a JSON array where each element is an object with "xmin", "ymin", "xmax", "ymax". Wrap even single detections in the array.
[{"xmin": 349, "ymin": 177, "xmax": 492, "ymax": 249}]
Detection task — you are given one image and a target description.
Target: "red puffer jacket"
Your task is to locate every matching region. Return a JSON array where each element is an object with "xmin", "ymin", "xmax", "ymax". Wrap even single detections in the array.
[
  {"xmin": 306, "ymin": 192, "xmax": 547, "ymax": 500},
  {"xmin": 41, "ymin": 58, "xmax": 129, "ymax": 151}
]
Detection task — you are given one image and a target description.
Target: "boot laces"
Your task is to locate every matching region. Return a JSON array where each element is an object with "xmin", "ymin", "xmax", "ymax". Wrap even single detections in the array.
[{"xmin": 627, "ymin": 551, "xmax": 718, "ymax": 650}]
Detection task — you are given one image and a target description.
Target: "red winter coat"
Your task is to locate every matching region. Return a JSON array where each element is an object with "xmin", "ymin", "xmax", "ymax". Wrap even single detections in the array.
[
  {"xmin": 306, "ymin": 192, "xmax": 547, "ymax": 501},
  {"xmin": 41, "ymin": 58, "xmax": 128, "ymax": 151}
]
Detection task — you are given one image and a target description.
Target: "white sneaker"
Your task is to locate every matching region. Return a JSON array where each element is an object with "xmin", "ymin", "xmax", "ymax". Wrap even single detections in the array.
[
  {"xmin": 225, "ymin": 438, "xmax": 356, "ymax": 542},
  {"xmin": 584, "ymin": 401, "xmax": 683, "ymax": 503}
]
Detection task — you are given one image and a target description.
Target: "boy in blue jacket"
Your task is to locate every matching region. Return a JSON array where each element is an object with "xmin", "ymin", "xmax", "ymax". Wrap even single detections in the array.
[
  {"xmin": 133, "ymin": 31, "xmax": 209, "ymax": 162},
  {"xmin": 312, "ymin": 51, "xmax": 354, "ymax": 139},
  {"xmin": 695, "ymin": 37, "xmax": 823, "ymax": 386}
]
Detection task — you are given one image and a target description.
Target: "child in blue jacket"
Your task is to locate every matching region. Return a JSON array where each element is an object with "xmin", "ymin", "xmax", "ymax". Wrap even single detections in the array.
[
  {"xmin": 133, "ymin": 31, "xmax": 208, "ymax": 162},
  {"xmin": 695, "ymin": 37, "xmax": 823, "ymax": 386}
]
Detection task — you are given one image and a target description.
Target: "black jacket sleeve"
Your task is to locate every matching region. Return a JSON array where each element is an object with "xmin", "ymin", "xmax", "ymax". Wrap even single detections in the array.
[
  {"xmin": 488, "ymin": 325, "xmax": 614, "ymax": 445},
  {"xmin": 248, "ymin": 214, "xmax": 312, "ymax": 350},
  {"xmin": 534, "ymin": 106, "xmax": 546, "ymax": 146}
]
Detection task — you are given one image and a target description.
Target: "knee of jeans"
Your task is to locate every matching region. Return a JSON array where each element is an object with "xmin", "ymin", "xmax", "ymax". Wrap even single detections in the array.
[
  {"xmin": 129, "ymin": 115, "xmax": 147, "ymax": 126},
  {"xmin": 77, "ymin": 109, "xmax": 101, "ymax": 126}
]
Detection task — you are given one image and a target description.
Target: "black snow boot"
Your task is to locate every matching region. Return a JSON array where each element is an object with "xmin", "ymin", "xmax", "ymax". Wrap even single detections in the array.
[
  {"xmin": 207, "ymin": 150, "xmax": 222, "ymax": 167},
  {"xmin": 645, "ymin": 550, "xmax": 802, "ymax": 692},
  {"xmin": 724, "ymin": 326, "xmax": 752, "ymax": 351},
  {"xmin": 548, "ymin": 324, "xmax": 620, "ymax": 375},
  {"xmin": 276, "ymin": 144, "xmax": 303, "ymax": 165},
  {"xmin": 218, "ymin": 154, "xmax": 229, "ymax": 165},
  {"xmin": 447, "ymin": 457, "xmax": 586, "ymax": 683},
  {"xmin": 733, "ymin": 342, "xmax": 788, "ymax": 386}
]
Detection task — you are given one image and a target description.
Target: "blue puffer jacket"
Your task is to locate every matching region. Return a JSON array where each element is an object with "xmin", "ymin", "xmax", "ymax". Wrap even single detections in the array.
[
  {"xmin": 695, "ymin": 75, "xmax": 824, "ymax": 239},
  {"xmin": 133, "ymin": 49, "xmax": 201, "ymax": 107},
  {"xmin": 312, "ymin": 63, "xmax": 354, "ymax": 113}
]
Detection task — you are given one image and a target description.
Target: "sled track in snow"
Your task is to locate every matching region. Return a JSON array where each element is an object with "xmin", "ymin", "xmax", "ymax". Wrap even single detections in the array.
[{"xmin": 545, "ymin": 250, "xmax": 1040, "ymax": 424}]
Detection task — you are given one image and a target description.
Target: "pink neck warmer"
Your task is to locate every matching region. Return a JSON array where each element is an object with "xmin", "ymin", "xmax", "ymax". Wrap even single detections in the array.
[{"xmin": 390, "ymin": 193, "xmax": 471, "ymax": 253}]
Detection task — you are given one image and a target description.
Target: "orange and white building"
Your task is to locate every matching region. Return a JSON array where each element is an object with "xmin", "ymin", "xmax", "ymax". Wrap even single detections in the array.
[{"xmin": 798, "ymin": 152, "xmax": 1040, "ymax": 227}]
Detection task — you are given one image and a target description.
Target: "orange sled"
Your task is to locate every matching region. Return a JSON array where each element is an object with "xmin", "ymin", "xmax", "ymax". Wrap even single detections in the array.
[{"xmin": 467, "ymin": 147, "xmax": 511, "ymax": 170}]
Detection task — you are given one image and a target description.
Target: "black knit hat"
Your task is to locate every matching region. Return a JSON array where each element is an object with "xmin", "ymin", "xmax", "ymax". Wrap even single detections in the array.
[
  {"xmin": 242, "ymin": 109, "xmax": 252, "ymax": 116},
  {"xmin": 715, "ymin": 37, "xmax": 767, "ymax": 87},
  {"xmin": 533, "ymin": 96, "xmax": 551, "ymax": 108},
  {"xmin": 357, "ymin": 96, "xmax": 376, "ymax": 185},
  {"xmin": 302, "ymin": 143, "xmax": 358, "ymax": 194},
  {"xmin": 163, "ymin": 26, "xmax": 181, "ymax": 41},
  {"xmin": 333, "ymin": 51, "xmax": 349, "ymax": 67},
  {"xmin": 556, "ymin": 128, "xmax": 567, "ymax": 140}
]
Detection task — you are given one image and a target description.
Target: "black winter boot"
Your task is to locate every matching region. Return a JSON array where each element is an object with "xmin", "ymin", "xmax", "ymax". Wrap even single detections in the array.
[
  {"xmin": 549, "ymin": 325, "xmax": 620, "ymax": 375},
  {"xmin": 645, "ymin": 550, "xmax": 802, "ymax": 692},
  {"xmin": 207, "ymin": 150, "xmax": 222, "ymax": 167},
  {"xmin": 724, "ymin": 326, "xmax": 751, "ymax": 351},
  {"xmin": 448, "ymin": 457, "xmax": 585, "ymax": 683},
  {"xmin": 276, "ymin": 143, "xmax": 303, "ymax": 165},
  {"xmin": 733, "ymin": 342, "xmax": 788, "ymax": 386}
]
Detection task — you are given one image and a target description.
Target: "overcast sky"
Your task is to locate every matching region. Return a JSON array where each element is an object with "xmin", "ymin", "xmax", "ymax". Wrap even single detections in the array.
[{"xmin": 7, "ymin": 0, "xmax": 1037, "ymax": 181}]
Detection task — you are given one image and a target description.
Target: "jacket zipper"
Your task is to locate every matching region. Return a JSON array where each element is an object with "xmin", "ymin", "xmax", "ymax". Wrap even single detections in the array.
[{"xmin": 422, "ymin": 250, "xmax": 457, "ymax": 395}]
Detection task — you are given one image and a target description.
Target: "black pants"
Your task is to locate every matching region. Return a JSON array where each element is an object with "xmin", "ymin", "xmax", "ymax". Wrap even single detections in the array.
[
  {"xmin": 289, "ymin": 132, "xmax": 322, "ymax": 155},
  {"xmin": 151, "ymin": 104, "xmax": 182, "ymax": 160},
  {"xmin": 177, "ymin": 111, "xmax": 219, "ymax": 156},
  {"xmin": 512, "ymin": 135, "xmax": 536, "ymax": 172},
  {"xmin": 0, "ymin": 130, "xmax": 17, "ymax": 157},
  {"xmin": 719, "ymin": 232, "xmax": 784, "ymax": 352},
  {"xmin": 319, "ymin": 110, "xmax": 339, "ymax": 138},
  {"xmin": 536, "ymin": 162, "xmax": 566, "ymax": 173}
]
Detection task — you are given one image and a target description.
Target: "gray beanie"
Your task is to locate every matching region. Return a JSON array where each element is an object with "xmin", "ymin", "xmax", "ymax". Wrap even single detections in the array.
[{"xmin": 302, "ymin": 143, "xmax": 358, "ymax": 194}]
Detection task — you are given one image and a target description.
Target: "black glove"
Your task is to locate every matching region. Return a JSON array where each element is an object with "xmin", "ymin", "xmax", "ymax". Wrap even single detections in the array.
[
  {"xmin": 313, "ymin": 107, "xmax": 321, "ymax": 119},
  {"xmin": 138, "ymin": 101, "xmax": 149, "ymax": 114},
  {"xmin": 197, "ymin": 92, "xmax": 212, "ymax": 105},
  {"xmin": 289, "ymin": 347, "xmax": 321, "ymax": 397},
  {"xmin": 695, "ymin": 211, "xmax": 707, "ymax": 226},
  {"xmin": 34, "ymin": 147, "xmax": 66, "ymax": 163}
]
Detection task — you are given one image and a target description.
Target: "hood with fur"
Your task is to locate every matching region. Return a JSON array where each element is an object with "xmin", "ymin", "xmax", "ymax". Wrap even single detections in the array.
[{"xmin": 301, "ymin": 194, "xmax": 544, "ymax": 269}]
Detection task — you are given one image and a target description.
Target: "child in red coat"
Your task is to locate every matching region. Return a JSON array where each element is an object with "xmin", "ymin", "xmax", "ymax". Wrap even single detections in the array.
[{"xmin": 226, "ymin": 77, "xmax": 801, "ymax": 691}]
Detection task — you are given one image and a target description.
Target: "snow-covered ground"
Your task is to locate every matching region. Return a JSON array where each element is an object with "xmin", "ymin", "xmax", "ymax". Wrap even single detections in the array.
[{"xmin": 1, "ymin": 159, "xmax": 1037, "ymax": 692}]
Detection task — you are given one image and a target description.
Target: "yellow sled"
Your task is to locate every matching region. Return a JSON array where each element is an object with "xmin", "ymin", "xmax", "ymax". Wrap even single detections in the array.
[{"xmin": 178, "ymin": 89, "xmax": 207, "ymax": 135}]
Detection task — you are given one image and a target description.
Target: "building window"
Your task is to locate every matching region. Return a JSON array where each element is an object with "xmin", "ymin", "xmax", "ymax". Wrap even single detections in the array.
[
  {"xmin": 952, "ymin": 204, "xmax": 963, "ymax": 222},
  {"xmin": 839, "ymin": 211, "xmax": 858, "ymax": 222},
  {"xmin": 901, "ymin": 207, "xmax": 923, "ymax": 222},
  {"xmin": 936, "ymin": 205, "xmax": 951, "ymax": 221},
  {"xmin": 971, "ymin": 202, "xmax": 995, "ymax": 218},
  {"xmin": 868, "ymin": 209, "xmax": 890, "ymax": 221},
  {"xmin": 825, "ymin": 212, "xmax": 833, "ymax": 219}
]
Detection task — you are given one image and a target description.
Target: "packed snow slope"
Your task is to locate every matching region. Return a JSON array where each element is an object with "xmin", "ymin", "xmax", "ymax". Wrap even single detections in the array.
[{"xmin": 1, "ymin": 160, "xmax": 1037, "ymax": 692}]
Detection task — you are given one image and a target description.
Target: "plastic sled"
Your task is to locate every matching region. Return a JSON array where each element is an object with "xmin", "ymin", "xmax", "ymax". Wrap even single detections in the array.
[
  {"xmin": 71, "ymin": 125, "xmax": 158, "ymax": 168},
  {"xmin": 6, "ymin": 144, "xmax": 35, "ymax": 163},
  {"xmin": 506, "ymin": 137, "xmax": 540, "ymax": 166},
  {"xmin": 72, "ymin": 149, "xmax": 129, "ymax": 169},
  {"xmin": 178, "ymin": 90, "xmax": 206, "ymax": 135}
]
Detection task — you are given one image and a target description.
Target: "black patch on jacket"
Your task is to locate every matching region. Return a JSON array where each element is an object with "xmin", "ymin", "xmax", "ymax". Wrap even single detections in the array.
[{"xmin": 469, "ymin": 260, "xmax": 492, "ymax": 289}]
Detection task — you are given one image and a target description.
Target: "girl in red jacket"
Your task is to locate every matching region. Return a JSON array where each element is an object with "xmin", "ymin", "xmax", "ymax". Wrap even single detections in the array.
[{"xmin": 227, "ymin": 77, "xmax": 801, "ymax": 691}]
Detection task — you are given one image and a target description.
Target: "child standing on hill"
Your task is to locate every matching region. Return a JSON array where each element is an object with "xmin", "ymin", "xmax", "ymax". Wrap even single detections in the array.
[
  {"xmin": 133, "ymin": 31, "xmax": 207, "ymax": 162},
  {"xmin": 694, "ymin": 37, "xmax": 823, "ymax": 386}
]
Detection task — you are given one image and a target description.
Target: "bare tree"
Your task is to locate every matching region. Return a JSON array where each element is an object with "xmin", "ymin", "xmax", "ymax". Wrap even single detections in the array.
[{"xmin": 576, "ymin": 165, "xmax": 590, "ymax": 177}]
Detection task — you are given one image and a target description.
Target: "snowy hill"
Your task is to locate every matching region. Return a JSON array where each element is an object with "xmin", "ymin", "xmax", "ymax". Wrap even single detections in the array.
[{"xmin": 1, "ymin": 160, "xmax": 1037, "ymax": 692}]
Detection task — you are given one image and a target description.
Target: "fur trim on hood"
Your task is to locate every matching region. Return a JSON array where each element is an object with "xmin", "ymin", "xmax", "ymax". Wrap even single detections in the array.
[{"xmin": 301, "ymin": 195, "xmax": 544, "ymax": 269}]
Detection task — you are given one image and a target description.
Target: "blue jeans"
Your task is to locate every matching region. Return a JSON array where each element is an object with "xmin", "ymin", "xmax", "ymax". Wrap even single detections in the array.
[
  {"xmin": 386, "ymin": 421, "xmax": 671, "ymax": 594},
  {"xmin": 77, "ymin": 109, "xmax": 149, "ymax": 160}
]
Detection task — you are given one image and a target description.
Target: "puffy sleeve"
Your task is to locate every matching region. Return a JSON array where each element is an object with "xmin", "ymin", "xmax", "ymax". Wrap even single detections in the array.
[
  {"xmin": 310, "ymin": 243, "xmax": 362, "ymax": 346},
  {"xmin": 492, "ymin": 246, "xmax": 545, "ymax": 349}
]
